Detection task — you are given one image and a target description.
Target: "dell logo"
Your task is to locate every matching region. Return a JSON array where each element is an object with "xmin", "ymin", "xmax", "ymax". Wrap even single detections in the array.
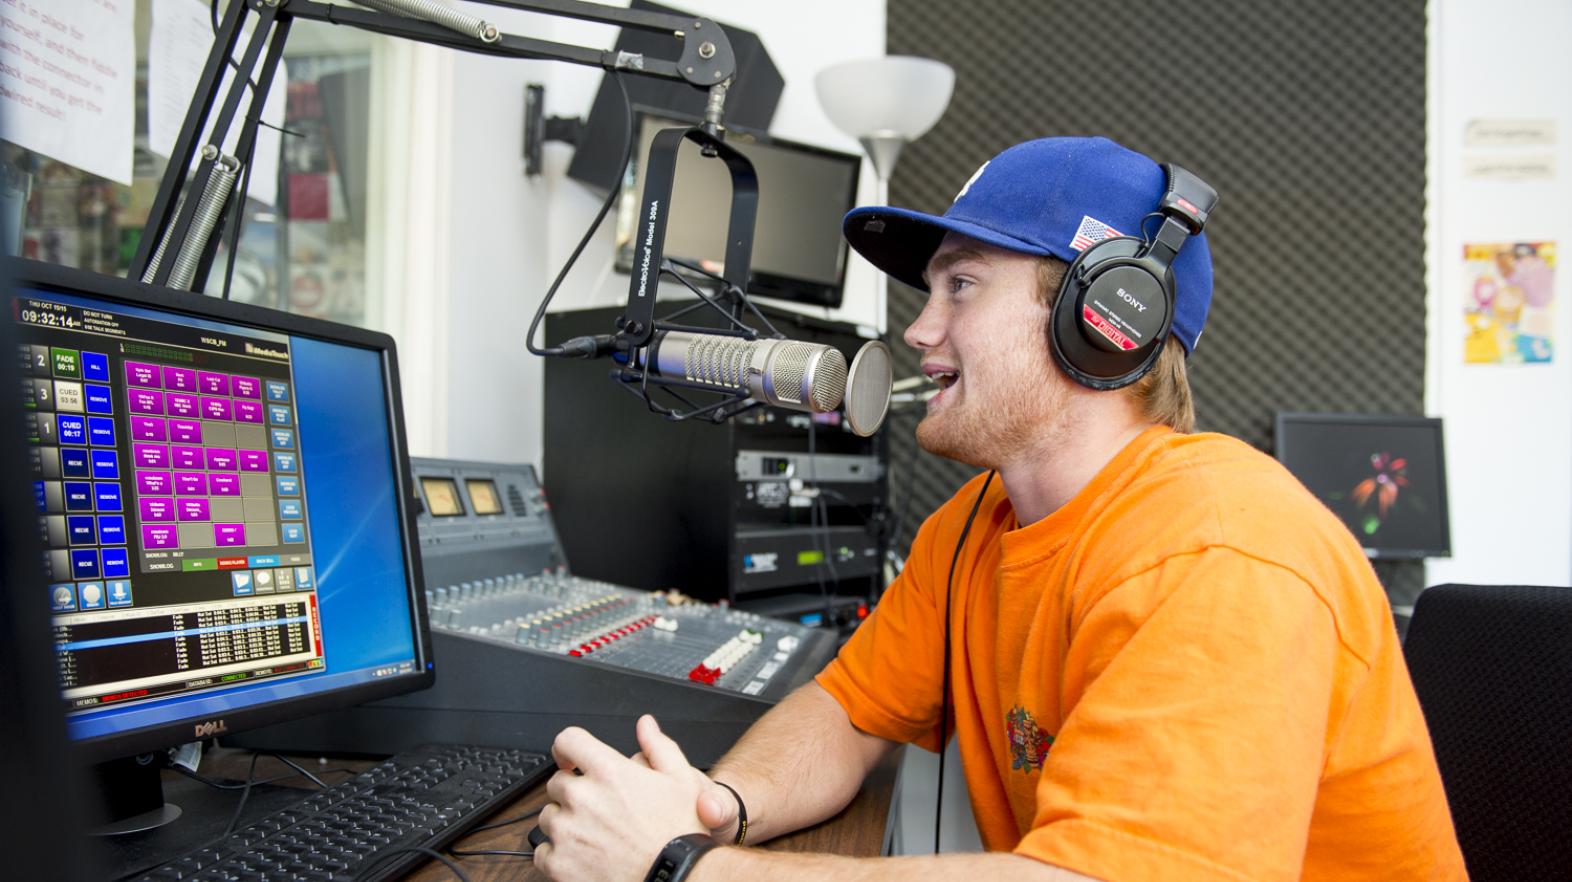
[
  {"xmin": 1116, "ymin": 288, "xmax": 1147, "ymax": 312},
  {"xmin": 194, "ymin": 719, "xmax": 228, "ymax": 738}
]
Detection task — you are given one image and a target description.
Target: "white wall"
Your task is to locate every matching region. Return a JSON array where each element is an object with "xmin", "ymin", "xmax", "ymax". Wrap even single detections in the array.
[
  {"xmin": 404, "ymin": 1, "xmax": 886, "ymax": 467},
  {"xmin": 1426, "ymin": 0, "xmax": 1572, "ymax": 589}
]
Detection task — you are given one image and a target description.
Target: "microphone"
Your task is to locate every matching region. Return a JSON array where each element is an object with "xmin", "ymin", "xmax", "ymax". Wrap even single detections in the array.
[{"xmin": 642, "ymin": 331, "xmax": 892, "ymax": 436}]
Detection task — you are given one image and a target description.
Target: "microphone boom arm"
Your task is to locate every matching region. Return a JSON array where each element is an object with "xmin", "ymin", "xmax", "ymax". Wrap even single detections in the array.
[{"xmin": 131, "ymin": 0, "xmax": 741, "ymax": 289}]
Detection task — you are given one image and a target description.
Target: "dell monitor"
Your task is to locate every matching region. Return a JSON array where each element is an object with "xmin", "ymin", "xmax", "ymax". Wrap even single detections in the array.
[
  {"xmin": 1275, "ymin": 413, "xmax": 1452, "ymax": 559},
  {"xmin": 8, "ymin": 258, "xmax": 434, "ymax": 847},
  {"xmin": 615, "ymin": 111, "xmax": 861, "ymax": 308}
]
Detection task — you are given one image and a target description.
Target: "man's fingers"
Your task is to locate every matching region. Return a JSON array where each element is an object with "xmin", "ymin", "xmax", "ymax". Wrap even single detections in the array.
[
  {"xmin": 634, "ymin": 714, "xmax": 691, "ymax": 775},
  {"xmin": 545, "ymin": 769, "xmax": 581, "ymax": 807},
  {"xmin": 532, "ymin": 841, "xmax": 551, "ymax": 877},
  {"xmin": 696, "ymin": 783, "xmax": 738, "ymax": 830},
  {"xmin": 630, "ymin": 751, "xmax": 652, "ymax": 769},
  {"xmin": 551, "ymin": 725, "xmax": 627, "ymax": 778}
]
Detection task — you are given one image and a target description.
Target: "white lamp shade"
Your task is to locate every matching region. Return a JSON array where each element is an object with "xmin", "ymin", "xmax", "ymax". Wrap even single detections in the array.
[{"xmin": 814, "ymin": 56, "xmax": 956, "ymax": 142}]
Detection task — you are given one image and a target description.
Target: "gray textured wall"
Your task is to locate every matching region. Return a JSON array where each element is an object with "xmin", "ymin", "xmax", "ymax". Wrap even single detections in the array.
[{"xmin": 883, "ymin": 0, "xmax": 1427, "ymax": 601}]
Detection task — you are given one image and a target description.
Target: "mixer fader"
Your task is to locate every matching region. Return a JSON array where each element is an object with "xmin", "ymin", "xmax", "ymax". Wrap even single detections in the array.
[
  {"xmin": 237, "ymin": 459, "xmax": 839, "ymax": 764},
  {"xmin": 426, "ymin": 568, "xmax": 816, "ymax": 695}
]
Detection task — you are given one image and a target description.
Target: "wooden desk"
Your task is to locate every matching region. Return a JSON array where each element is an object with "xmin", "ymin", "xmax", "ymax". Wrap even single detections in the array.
[
  {"xmin": 175, "ymin": 747, "xmax": 897, "ymax": 880},
  {"xmin": 409, "ymin": 750, "xmax": 899, "ymax": 881}
]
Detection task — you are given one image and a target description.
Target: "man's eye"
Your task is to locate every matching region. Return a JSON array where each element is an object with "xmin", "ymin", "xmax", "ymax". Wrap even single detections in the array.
[{"xmin": 948, "ymin": 277, "xmax": 973, "ymax": 293}]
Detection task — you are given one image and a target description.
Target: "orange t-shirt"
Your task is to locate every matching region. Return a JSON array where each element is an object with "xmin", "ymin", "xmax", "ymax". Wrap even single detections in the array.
[{"xmin": 816, "ymin": 427, "xmax": 1465, "ymax": 881}]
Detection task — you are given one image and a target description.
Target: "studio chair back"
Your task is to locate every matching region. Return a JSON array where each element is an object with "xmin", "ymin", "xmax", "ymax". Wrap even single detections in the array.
[{"xmin": 1402, "ymin": 583, "xmax": 1572, "ymax": 882}]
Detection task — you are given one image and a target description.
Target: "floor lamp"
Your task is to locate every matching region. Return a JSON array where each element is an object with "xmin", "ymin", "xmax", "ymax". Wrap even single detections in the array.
[{"xmin": 815, "ymin": 56, "xmax": 955, "ymax": 335}]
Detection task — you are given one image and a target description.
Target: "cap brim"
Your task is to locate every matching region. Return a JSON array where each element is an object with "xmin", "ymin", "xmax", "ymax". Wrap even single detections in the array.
[{"xmin": 843, "ymin": 206, "xmax": 1057, "ymax": 292}]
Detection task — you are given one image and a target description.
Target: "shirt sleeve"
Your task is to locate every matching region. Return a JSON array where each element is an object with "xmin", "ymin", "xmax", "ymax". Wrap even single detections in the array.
[
  {"xmin": 814, "ymin": 511, "xmax": 950, "ymax": 751},
  {"xmin": 1015, "ymin": 546, "xmax": 1350, "ymax": 882}
]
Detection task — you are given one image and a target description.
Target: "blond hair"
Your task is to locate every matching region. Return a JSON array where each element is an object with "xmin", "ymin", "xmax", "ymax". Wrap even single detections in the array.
[{"xmin": 1036, "ymin": 258, "xmax": 1195, "ymax": 433}]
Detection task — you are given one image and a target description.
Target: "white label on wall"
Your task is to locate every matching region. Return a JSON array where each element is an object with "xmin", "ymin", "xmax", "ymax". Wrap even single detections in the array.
[
  {"xmin": 1463, "ymin": 155, "xmax": 1556, "ymax": 180},
  {"xmin": 1464, "ymin": 118, "xmax": 1557, "ymax": 148},
  {"xmin": 0, "ymin": 0, "xmax": 135, "ymax": 184}
]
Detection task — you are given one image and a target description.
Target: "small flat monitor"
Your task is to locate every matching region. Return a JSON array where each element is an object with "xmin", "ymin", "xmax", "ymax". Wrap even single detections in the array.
[
  {"xmin": 1275, "ymin": 413, "xmax": 1452, "ymax": 559},
  {"xmin": 615, "ymin": 112, "xmax": 860, "ymax": 308},
  {"xmin": 421, "ymin": 476, "xmax": 465, "ymax": 517},
  {"xmin": 465, "ymin": 478, "xmax": 502, "ymax": 515},
  {"xmin": 9, "ymin": 258, "xmax": 433, "ymax": 773}
]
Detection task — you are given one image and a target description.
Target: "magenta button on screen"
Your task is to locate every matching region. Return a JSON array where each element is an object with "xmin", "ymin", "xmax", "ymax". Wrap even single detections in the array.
[
  {"xmin": 238, "ymin": 450, "xmax": 269, "ymax": 472},
  {"xmin": 198, "ymin": 372, "xmax": 229, "ymax": 395},
  {"xmin": 234, "ymin": 401, "xmax": 264, "ymax": 423},
  {"xmin": 169, "ymin": 420, "xmax": 203, "ymax": 444},
  {"xmin": 132, "ymin": 443, "xmax": 169, "ymax": 468},
  {"xmin": 142, "ymin": 524, "xmax": 179, "ymax": 548},
  {"xmin": 231, "ymin": 376, "xmax": 261, "ymax": 399},
  {"xmin": 166, "ymin": 393, "xmax": 199, "ymax": 417},
  {"xmin": 201, "ymin": 398, "xmax": 232, "ymax": 421},
  {"xmin": 130, "ymin": 417, "xmax": 167, "ymax": 442},
  {"xmin": 125, "ymin": 362, "xmax": 161, "ymax": 388},
  {"xmin": 127, "ymin": 389, "xmax": 164, "ymax": 415},
  {"xmin": 171, "ymin": 445, "xmax": 204, "ymax": 469},
  {"xmin": 136, "ymin": 470, "xmax": 172, "ymax": 494},
  {"xmin": 213, "ymin": 523, "xmax": 246, "ymax": 546},
  {"xmin": 208, "ymin": 474, "xmax": 240, "ymax": 496},
  {"xmin": 177, "ymin": 498, "xmax": 211, "ymax": 522},
  {"xmin": 139, "ymin": 498, "xmax": 175, "ymax": 523},
  {"xmin": 174, "ymin": 472, "xmax": 207, "ymax": 495},
  {"xmin": 163, "ymin": 366, "xmax": 198, "ymax": 391},
  {"xmin": 204, "ymin": 448, "xmax": 238, "ymax": 471}
]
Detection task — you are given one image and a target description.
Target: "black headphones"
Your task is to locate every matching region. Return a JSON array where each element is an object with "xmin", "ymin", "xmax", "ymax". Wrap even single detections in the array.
[{"xmin": 1049, "ymin": 163, "xmax": 1218, "ymax": 390}]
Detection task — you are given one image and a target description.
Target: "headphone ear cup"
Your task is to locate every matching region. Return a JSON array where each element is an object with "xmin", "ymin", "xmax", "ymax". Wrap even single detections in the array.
[{"xmin": 1049, "ymin": 237, "xmax": 1173, "ymax": 390}]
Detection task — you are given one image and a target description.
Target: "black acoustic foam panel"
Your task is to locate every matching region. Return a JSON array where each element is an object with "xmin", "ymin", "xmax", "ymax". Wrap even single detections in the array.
[{"xmin": 884, "ymin": 0, "xmax": 1427, "ymax": 602}]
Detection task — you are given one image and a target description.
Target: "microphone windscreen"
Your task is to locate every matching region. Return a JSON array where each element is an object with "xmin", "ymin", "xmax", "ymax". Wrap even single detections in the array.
[{"xmin": 844, "ymin": 341, "xmax": 892, "ymax": 437}]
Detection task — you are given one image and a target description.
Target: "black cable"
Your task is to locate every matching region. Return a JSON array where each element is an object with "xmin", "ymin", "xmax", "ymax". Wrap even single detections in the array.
[
  {"xmin": 441, "ymin": 807, "xmax": 541, "ymax": 861},
  {"xmin": 222, "ymin": 750, "xmax": 265, "ymax": 840},
  {"xmin": 525, "ymin": 72, "xmax": 633, "ymax": 357},
  {"xmin": 167, "ymin": 762, "xmax": 355, "ymax": 791},
  {"xmin": 448, "ymin": 846, "xmax": 535, "ymax": 859},
  {"xmin": 262, "ymin": 751, "xmax": 331, "ymax": 789},
  {"xmin": 935, "ymin": 470, "xmax": 995, "ymax": 855},
  {"xmin": 355, "ymin": 846, "xmax": 474, "ymax": 881}
]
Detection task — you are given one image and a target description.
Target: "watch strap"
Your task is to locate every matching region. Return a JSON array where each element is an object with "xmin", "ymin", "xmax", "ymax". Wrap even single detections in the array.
[{"xmin": 644, "ymin": 832, "xmax": 718, "ymax": 882}]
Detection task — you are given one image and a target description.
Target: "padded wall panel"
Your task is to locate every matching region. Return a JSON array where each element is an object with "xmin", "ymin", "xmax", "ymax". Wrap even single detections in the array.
[{"xmin": 884, "ymin": 0, "xmax": 1427, "ymax": 601}]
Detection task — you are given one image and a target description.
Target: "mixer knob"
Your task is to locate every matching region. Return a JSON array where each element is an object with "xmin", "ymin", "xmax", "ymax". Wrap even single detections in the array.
[{"xmin": 777, "ymin": 635, "xmax": 799, "ymax": 653}]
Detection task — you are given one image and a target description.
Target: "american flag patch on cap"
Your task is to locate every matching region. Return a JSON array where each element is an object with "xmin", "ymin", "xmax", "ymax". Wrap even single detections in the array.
[{"xmin": 1070, "ymin": 216, "xmax": 1123, "ymax": 252}]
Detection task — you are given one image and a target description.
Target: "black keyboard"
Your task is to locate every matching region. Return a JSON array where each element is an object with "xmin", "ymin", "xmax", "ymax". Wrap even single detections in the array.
[{"xmin": 134, "ymin": 743, "xmax": 553, "ymax": 882}]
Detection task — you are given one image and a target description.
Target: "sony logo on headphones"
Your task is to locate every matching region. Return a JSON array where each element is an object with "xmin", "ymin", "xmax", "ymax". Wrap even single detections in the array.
[{"xmin": 1116, "ymin": 288, "xmax": 1147, "ymax": 312}]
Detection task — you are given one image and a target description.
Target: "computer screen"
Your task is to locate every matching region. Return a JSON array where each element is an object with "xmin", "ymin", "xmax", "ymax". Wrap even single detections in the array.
[
  {"xmin": 1275, "ymin": 413, "xmax": 1452, "ymax": 559},
  {"xmin": 614, "ymin": 112, "xmax": 860, "ymax": 307},
  {"xmin": 10, "ymin": 259, "xmax": 433, "ymax": 763}
]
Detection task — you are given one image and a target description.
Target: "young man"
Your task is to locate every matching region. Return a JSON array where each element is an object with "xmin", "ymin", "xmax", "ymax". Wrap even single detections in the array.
[{"xmin": 533, "ymin": 137, "xmax": 1467, "ymax": 882}]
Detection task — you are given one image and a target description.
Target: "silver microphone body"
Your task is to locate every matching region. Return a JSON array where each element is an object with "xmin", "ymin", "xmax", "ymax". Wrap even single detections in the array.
[{"xmin": 648, "ymin": 331, "xmax": 849, "ymax": 414}]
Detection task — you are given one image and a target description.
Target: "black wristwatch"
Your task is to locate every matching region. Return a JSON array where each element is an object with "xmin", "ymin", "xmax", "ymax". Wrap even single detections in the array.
[{"xmin": 643, "ymin": 833, "xmax": 718, "ymax": 882}]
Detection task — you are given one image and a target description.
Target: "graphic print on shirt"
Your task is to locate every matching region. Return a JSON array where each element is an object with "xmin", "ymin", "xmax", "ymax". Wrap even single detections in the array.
[{"xmin": 1005, "ymin": 705, "xmax": 1054, "ymax": 772}]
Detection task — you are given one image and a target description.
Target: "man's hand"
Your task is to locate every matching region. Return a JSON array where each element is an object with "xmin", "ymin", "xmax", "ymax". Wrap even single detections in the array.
[
  {"xmin": 534, "ymin": 715, "xmax": 709, "ymax": 882},
  {"xmin": 695, "ymin": 779, "xmax": 741, "ymax": 842},
  {"xmin": 628, "ymin": 744, "xmax": 743, "ymax": 844}
]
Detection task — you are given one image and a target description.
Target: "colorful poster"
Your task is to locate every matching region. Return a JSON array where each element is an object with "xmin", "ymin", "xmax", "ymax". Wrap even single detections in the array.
[{"xmin": 1463, "ymin": 241, "xmax": 1555, "ymax": 365}]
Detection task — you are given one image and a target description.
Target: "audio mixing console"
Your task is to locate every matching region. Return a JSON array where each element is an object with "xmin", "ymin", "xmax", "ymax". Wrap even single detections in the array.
[{"xmin": 236, "ymin": 459, "xmax": 838, "ymax": 765}]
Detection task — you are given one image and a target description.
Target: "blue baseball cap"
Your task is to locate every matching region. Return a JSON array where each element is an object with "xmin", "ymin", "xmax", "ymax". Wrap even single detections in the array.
[{"xmin": 843, "ymin": 136, "xmax": 1214, "ymax": 353}]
